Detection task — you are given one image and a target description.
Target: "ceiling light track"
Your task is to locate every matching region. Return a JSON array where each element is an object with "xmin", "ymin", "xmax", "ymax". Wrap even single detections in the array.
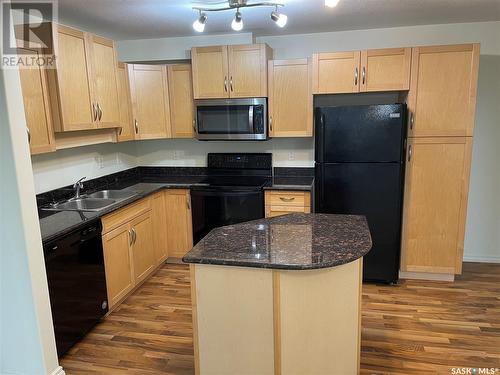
[{"xmin": 192, "ymin": 0, "xmax": 287, "ymax": 32}]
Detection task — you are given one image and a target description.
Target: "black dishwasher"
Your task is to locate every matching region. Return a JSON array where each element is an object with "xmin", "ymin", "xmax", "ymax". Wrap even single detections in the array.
[{"xmin": 43, "ymin": 220, "xmax": 108, "ymax": 357}]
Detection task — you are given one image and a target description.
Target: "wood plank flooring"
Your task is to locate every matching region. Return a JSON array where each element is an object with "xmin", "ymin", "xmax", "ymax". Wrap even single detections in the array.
[{"xmin": 61, "ymin": 262, "xmax": 500, "ymax": 374}]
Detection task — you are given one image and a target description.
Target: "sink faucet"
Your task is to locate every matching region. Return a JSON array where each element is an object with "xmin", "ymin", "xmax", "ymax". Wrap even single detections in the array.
[{"xmin": 73, "ymin": 177, "xmax": 86, "ymax": 199}]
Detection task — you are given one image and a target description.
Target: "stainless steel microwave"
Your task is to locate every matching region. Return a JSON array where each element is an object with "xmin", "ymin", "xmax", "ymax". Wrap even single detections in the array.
[{"xmin": 194, "ymin": 98, "xmax": 268, "ymax": 141}]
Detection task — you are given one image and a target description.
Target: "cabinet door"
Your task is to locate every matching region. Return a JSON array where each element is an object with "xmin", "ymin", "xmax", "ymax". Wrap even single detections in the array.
[
  {"xmin": 89, "ymin": 35, "xmax": 120, "ymax": 128},
  {"xmin": 128, "ymin": 64, "xmax": 171, "ymax": 139},
  {"xmin": 400, "ymin": 137, "xmax": 473, "ymax": 275},
  {"xmin": 312, "ymin": 51, "xmax": 361, "ymax": 94},
  {"xmin": 168, "ymin": 64, "xmax": 194, "ymax": 138},
  {"xmin": 165, "ymin": 190, "xmax": 193, "ymax": 258},
  {"xmin": 116, "ymin": 62, "xmax": 135, "ymax": 142},
  {"xmin": 191, "ymin": 45, "xmax": 229, "ymax": 99},
  {"xmin": 360, "ymin": 48, "xmax": 411, "ymax": 92},
  {"xmin": 131, "ymin": 211, "xmax": 156, "ymax": 284},
  {"xmin": 152, "ymin": 192, "xmax": 168, "ymax": 265},
  {"xmin": 268, "ymin": 59, "xmax": 312, "ymax": 137},
  {"xmin": 53, "ymin": 25, "xmax": 95, "ymax": 130},
  {"xmin": 408, "ymin": 44, "xmax": 480, "ymax": 137},
  {"xmin": 102, "ymin": 224, "xmax": 134, "ymax": 308},
  {"xmin": 228, "ymin": 44, "xmax": 270, "ymax": 98},
  {"xmin": 18, "ymin": 47, "xmax": 55, "ymax": 154}
]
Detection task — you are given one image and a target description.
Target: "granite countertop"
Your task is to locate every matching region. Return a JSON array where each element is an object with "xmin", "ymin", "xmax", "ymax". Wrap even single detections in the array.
[
  {"xmin": 182, "ymin": 213, "xmax": 372, "ymax": 270},
  {"xmin": 38, "ymin": 168, "xmax": 314, "ymax": 243},
  {"xmin": 39, "ymin": 176, "xmax": 208, "ymax": 243}
]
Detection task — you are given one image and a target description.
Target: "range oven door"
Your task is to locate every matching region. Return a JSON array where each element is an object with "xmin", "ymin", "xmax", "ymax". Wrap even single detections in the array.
[
  {"xmin": 195, "ymin": 98, "xmax": 268, "ymax": 140},
  {"xmin": 191, "ymin": 188, "xmax": 265, "ymax": 244}
]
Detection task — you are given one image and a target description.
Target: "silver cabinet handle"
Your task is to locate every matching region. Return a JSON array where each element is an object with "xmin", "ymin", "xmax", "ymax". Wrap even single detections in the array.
[
  {"xmin": 26, "ymin": 127, "xmax": 31, "ymax": 143},
  {"xmin": 224, "ymin": 76, "xmax": 228, "ymax": 92},
  {"xmin": 187, "ymin": 198, "xmax": 191, "ymax": 210},
  {"xmin": 280, "ymin": 197, "xmax": 295, "ymax": 202},
  {"xmin": 128, "ymin": 230, "xmax": 133, "ymax": 246},
  {"xmin": 362, "ymin": 66, "xmax": 366, "ymax": 85},
  {"xmin": 192, "ymin": 119, "xmax": 196, "ymax": 133},
  {"xmin": 269, "ymin": 116, "xmax": 273, "ymax": 132},
  {"xmin": 354, "ymin": 67, "xmax": 358, "ymax": 85},
  {"xmin": 97, "ymin": 103, "xmax": 102, "ymax": 121},
  {"xmin": 410, "ymin": 112, "xmax": 414, "ymax": 130},
  {"xmin": 118, "ymin": 127, "xmax": 123, "ymax": 135},
  {"xmin": 230, "ymin": 76, "xmax": 233, "ymax": 92},
  {"xmin": 134, "ymin": 119, "xmax": 139, "ymax": 134},
  {"xmin": 131, "ymin": 228, "xmax": 137, "ymax": 244},
  {"xmin": 92, "ymin": 103, "xmax": 98, "ymax": 121},
  {"xmin": 408, "ymin": 145, "xmax": 412, "ymax": 162}
]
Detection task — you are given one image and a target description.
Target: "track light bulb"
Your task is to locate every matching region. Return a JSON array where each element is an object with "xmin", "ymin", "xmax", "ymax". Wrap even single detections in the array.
[
  {"xmin": 271, "ymin": 10, "xmax": 287, "ymax": 28},
  {"xmin": 193, "ymin": 12, "xmax": 207, "ymax": 32},
  {"xmin": 325, "ymin": 0, "xmax": 340, "ymax": 8},
  {"xmin": 231, "ymin": 10, "xmax": 243, "ymax": 31}
]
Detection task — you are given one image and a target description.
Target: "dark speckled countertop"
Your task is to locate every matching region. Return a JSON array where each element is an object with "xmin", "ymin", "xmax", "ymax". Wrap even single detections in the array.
[
  {"xmin": 38, "ymin": 167, "xmax": 314, "ymax": 243},
  {"xmin": 183, "ymin": 213, "xmax": 372, "ymax": 270}
]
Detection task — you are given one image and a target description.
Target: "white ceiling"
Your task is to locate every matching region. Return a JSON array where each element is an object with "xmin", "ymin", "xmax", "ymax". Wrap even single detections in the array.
[{"xmin": 58, "ymin": 0, "xmax": 500, "ymax": 40}]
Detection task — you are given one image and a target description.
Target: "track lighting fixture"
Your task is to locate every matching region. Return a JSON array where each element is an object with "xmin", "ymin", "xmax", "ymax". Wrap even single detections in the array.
[
  {"xmin": 193, "ymin": 10, "xmax": 207, "ymax": 32},
  {"xmin": 192, "ymin": 0, "xmax": 286, "ymax": 33},
  {"xmin": 231, "ymin": 9, "xmax": 243, "ymax": 31},
  {"xmin": 270, "ymin": 6, "xmax": 287, "ymax": 28}
]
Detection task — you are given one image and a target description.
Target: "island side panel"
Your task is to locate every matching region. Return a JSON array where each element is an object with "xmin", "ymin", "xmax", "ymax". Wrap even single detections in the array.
[
  {"xmin": 278, "ymin": 259, "xmax": 362, "ymax": 375},
  {"xmin": 193, "ymin": 264, "xmax": 275, "ymax": 375}
]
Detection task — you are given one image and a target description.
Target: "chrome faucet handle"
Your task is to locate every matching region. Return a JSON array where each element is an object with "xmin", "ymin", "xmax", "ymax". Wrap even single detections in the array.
[{"xmin": 73, "ymin": 176, "xmax": 86, "ymax": 188}]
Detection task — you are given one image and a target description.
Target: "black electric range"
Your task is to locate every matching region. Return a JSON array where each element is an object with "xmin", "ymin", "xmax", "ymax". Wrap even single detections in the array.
[{"xmin": 191, "ymin": 153, "xmax": 272, "ymax": 244}]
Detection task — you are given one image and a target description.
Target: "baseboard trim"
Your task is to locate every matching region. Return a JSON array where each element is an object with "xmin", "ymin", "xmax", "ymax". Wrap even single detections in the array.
[
  {"xmin": 399, "ymin": 271, "xmax": 454, "ymax": 282},
  {"xmin": 49, "ymin": 366, "xmax": 65, "ymax": 375},
  {"xmin": 463, "ymin": 256, "xmax": 500, "ymax": 263}
]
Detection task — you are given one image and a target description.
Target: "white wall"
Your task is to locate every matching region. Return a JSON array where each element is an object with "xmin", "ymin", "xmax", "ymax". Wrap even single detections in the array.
[
  {"xmin": 31, "ymin": 142, "xmax": 137, "ymax": 194},
  {"xmin": 1, "ymin": 65, "xmax": 61, "ymax": 374},
  {"xmin": 463, "ymin": 55, "xmax": 500, "ymax": 262}
]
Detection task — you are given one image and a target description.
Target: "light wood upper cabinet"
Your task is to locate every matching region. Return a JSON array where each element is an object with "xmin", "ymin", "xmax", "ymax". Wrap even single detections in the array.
[
  {"xmin": 400, "ymin": 137, "xmax": 473, "ymax": 275},
  {"xmin": 18, "ymin": 47, "xmax": 56, "ymax": 154},
  {"xmin": 89, "ymin": 35, "xmax": 120, "ymax": 128},
  {"xmin": 128, "ymin": 64, "xmax": 171, "ymax": 140},
  {"xmin": 191, "ymin": 43, "xmax": 272, "ymax": 99},
  {"xmin": 191, "ymin": 45, "xmax": 228, "ymax": 99},
  {"xmin": 116, "ymin": 62, "xmax": 135, "ymax": 142},
  {"xmin": 227, "ymin": 44, "xmax": 271, "ymax": 98},
  {"xmin": 168, "ymin": 64, "xmax": 195, "ymax": 138},
  {"xmin": 313, "ymin": 47, "xmax": 411, "ymax": 94},
  {"xmin": 152, "ymin": 192, "xmax": 168, "ymax": 265},
  {"xmin": 408, "ymin": 44, "xmax": 480, "ymax": 137},
  {"xmin": 47, "ymin": 24, "xmax": 122, "ymax": 133},
  {"xmin": 50, "ymin": 24, "xmax": 95, "ymax": 131},
  {"xmin": 165, "ymin": 189, "xmax": 193, "ymax": 258},
  {"xmin": 268, "ymin": 59, "xmax": 312, "ymax": 137},
  {"xmin": 130, "ymin": 211, "xmax": 156, "ymax": 284},
  {"xmin": 312, "ymin": 51, "xmax": 361, "ymax": 94},
  {"xmin": 360, "ymin": 48, "xmax": 411, "ymax": 92},
  {"xmin": 102, "ymin": 223, "xmax": 134, "ymax": 308}
]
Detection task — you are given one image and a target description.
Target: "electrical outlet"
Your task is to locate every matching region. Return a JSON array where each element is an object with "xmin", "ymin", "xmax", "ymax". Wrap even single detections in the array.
[
  {"xmin": 95, "ymin": 155, "xmax": 104, "ymax": 169},
  {"xmin": 173, "ymin": 150, "xmax": 181, "ymax": 160},
  {"xmin": 288, "ymin": 152, "xmax": 295, "ymax": 161}
]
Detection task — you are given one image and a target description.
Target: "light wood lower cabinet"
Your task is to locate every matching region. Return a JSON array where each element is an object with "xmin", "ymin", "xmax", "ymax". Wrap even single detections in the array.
[
  {"xmin": 130, "ymin": 212, "xmax": 156, "ymax": 284},
  {"xmin": 400, "ymin": 137, "xmax": 473, "ymax": 276},
  {"xmin": 152, "ymin": 192, "xmax": 168, "ymax": 264},
  {"xmin": 268, "ymin": 59, "xmax": 313, "ymax": 137},
  {"xmin": 102, "ymin": 223, "xmax": 135, "ymax": 308},
  {"xmin": 265, "ymin": 190, "xmax": 311, "ymax": 218},
  {"xmin": 165, "ymin": 189, "xmax": 193, "ymax": 258}
]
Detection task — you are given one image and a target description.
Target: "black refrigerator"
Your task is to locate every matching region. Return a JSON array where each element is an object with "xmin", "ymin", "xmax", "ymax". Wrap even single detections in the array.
[{"xmin": 315, "ymin": 104, "xmax": 407, "ymax": 283}]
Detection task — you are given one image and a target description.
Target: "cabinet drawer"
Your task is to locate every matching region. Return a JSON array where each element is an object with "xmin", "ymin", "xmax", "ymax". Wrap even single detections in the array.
[
  {"xmin": 265, "ymin": 205, "xmax": 311, "ymax": 218},
  {"xmin": 265, "ymin": 191, "xmax": 310, "ymax": 207},
  {"xmin": 102, "ymin": 197, "xmax": 151, "ymax": 234}
]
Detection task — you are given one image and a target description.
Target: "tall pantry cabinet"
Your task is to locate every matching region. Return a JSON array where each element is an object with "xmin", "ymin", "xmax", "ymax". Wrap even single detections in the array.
[{"xmin": 400, "ymin": 44, "xmax": 480, "ymax": 279}]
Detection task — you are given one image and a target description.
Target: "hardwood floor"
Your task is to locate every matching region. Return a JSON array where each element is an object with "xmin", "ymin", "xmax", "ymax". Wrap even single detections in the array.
[{"xmin": 61, "ymin": 262, "xmax": 500, "ymax": 374}]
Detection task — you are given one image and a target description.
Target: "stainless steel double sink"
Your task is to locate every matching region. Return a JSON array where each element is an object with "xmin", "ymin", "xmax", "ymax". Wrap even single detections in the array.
[{"xmin": 43, "ymin": 190, "xmax": 138, "ymax": 212}]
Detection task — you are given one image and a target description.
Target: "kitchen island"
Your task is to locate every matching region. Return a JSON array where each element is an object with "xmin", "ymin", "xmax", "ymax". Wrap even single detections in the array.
[{"xmin": 183, "ymin": 213, "xmax": 372, "ymax": 375}]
